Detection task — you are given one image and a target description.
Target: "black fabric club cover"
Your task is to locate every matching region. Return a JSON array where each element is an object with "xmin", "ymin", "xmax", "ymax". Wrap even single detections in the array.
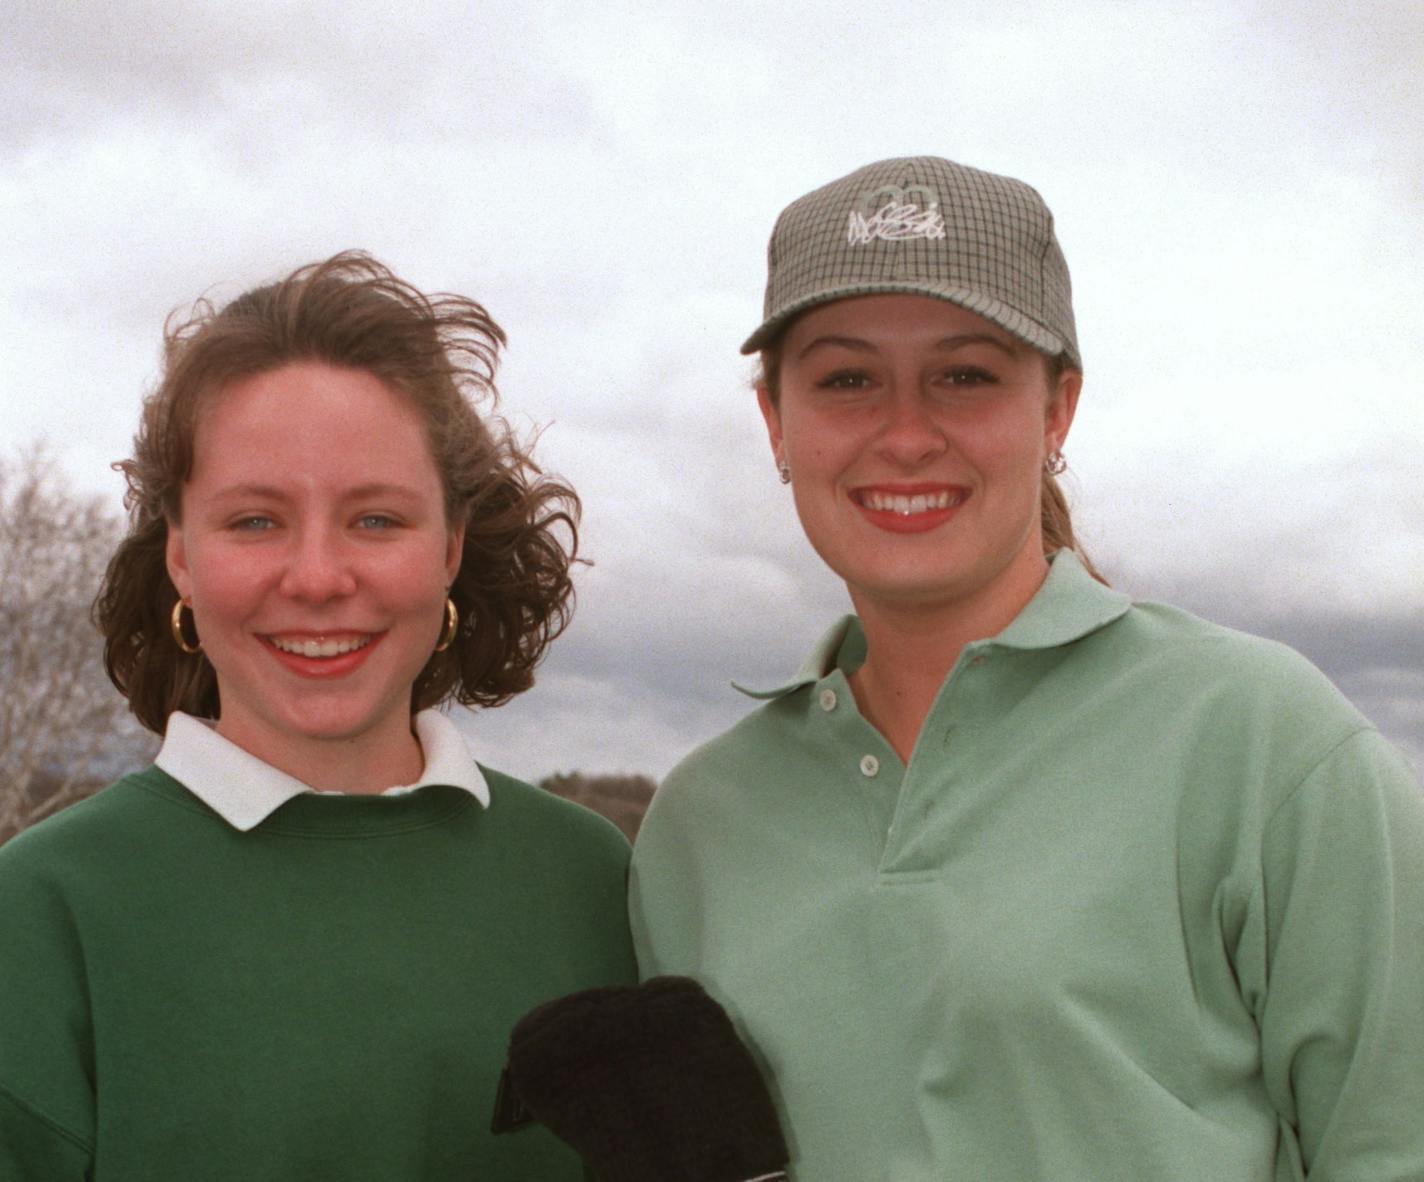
[{"xmin": 498, "ymin": 975, "xmax": 790, "ymax": 1182}]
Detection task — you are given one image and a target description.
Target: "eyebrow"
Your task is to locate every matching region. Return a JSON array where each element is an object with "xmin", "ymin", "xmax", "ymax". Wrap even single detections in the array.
[
  {"xmin": 795, "ymin": 332, "xmax": 1019, "ymax": 360},
  {"xmin": 344, "ymin": 483, "xmax": 427, "ymax": 502},
  {"xmin": 209, "ymin": 482, "xmax": 427, "ymax": 503}
]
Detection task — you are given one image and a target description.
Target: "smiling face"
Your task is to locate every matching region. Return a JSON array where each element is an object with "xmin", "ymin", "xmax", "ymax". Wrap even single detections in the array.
[
  {"xmin": 165, "ymin": 361, "xmax": 463, "ymax": 784},
  {"xmin": 761, "ymin": 294, "xmax": 1080, "ymax": 628}
]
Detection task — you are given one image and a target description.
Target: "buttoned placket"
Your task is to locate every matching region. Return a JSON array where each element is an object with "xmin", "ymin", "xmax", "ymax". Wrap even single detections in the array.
[
  {"xmin": 876, "ymin": 640, "xmax": 998, "ymax": 876},
  {"xmin": 745, "ymin": 559, "xmax": 1131, "ymax": 880},
  {"xmin": 812, "ymin": 667, "xmax": 903, "ymax": 860}
]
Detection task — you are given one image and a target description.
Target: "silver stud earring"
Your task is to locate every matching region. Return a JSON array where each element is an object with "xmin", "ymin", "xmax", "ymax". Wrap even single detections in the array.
[
  {"xmin": 1045, "ymin": 450, "xmax": 1067, "ymax": 476},
  {"xmin": 777, "ymin": 459, "xmax": 791, "ymax": 484}
]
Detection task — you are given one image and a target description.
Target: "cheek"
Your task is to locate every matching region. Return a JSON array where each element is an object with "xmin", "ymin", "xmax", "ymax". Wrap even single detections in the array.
[
  {"xmin": 779, "ymin": 406, "xmax": 855, "ymax": 472},
  {"xmin": 978, "ymin": 400, "xmax": 1053, "ymax": 467},
  {"xmin": 382, "ymin": 541, "xmax": 458, "ymax": 606},
  {"xmin": 186, "ymin": 554, "xmax": 266, "ymax": 622},
  {"xmin": 180, "ymin": 533, "xmax": 241, "ymax": 592}
]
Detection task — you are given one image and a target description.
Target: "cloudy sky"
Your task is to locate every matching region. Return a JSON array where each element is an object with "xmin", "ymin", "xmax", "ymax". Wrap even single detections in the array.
[{"xmin": 3, "ymin": 0, "xmax": 1421, "ymax": 781}]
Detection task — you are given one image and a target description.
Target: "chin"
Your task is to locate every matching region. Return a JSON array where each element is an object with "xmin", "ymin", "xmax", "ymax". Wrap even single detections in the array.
[{"xmin": 265, "ymin": 694, "xmax": 409, "ymax": 748}]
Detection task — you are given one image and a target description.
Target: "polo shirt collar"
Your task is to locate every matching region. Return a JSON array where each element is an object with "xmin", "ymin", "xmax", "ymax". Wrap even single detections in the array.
[
  {"xmin": 738, "ymin": 550, "xmax": 1132, "ymax": 701},
  {"xmin": 992, "ymin": 549, "xmax": 1132, "ymax": 650},
  {"xmin": 154, "ymin": 709, "xmax": 491, "ymax": 832}
]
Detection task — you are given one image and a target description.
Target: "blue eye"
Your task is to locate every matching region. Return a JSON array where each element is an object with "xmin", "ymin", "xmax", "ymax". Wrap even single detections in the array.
[{"xmin": 357, "ymin": 514, "xmax": 399, "ymax": 530}]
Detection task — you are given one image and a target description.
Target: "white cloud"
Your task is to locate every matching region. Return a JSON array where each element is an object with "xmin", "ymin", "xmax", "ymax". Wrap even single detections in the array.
[{"xmin": 1, "ymin": 0, "xmax": 1418, "ymax": 776}]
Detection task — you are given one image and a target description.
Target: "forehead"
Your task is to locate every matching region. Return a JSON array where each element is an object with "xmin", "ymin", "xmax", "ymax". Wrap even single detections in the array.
[
  {"xmin": 189, "ymin": 361, "xmax": 441, "ymax": 491},
  {"xmin": 783, "ymin": 293, "xmax": 1019, "ymax": 353}
]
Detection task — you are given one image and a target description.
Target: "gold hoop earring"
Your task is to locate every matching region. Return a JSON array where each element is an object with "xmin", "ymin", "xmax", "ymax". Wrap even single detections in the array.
[
  {"xmin": 434, "ymin": 597, "xmax": 459, "ymax": 653},
  {"xmin": 170, "ymin": 598, "xmax": 201, "ymax": 654}
]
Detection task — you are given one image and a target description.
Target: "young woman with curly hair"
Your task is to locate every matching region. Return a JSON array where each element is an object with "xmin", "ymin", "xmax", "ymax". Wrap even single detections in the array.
[{"xmin": 0, "ymin": 252, "xmax": 634, "ymax": 1180}]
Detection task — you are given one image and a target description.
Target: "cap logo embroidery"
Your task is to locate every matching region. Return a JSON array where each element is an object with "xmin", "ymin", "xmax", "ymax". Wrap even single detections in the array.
[{"xmin": 847, "ymin": 183, "xmax": 946, "ymax": 244}]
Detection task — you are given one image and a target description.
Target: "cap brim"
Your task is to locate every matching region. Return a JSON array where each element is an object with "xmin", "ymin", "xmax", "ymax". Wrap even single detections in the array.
[{"xmin": 741, "ymin": 283, "xmax": 1075, "ymax": 368}]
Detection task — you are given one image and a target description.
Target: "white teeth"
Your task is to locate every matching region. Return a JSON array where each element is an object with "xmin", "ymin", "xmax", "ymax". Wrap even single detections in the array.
[
  {"xmin": 861, "ymin": 489, "xmax": 963, "ymax": 515},
  {"xmin": 271, "ymin": 635, "xmax": 372, "ymax": 658}
]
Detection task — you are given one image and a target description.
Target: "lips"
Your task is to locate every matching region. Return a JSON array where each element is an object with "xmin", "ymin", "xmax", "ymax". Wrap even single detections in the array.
[
  {"xmin": 854, "ymin": 487, "xmax": 967, "ymax": 515},
  {"xmin": 267, "ymin": 633, "xmax": 374, "ymax": 658},
  {"xmin": 851, "ymin": 484, "xmax": 969, "ymax": 533},
  {"xmin": 260, "ymin": 631, "xmax": 384, "ymax": 679}
]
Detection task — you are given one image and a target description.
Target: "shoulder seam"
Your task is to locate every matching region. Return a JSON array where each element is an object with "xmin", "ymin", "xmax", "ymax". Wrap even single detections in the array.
[
  {"xmin": 1263, "ymin": 722, "xmax": 1380, "ymax": 831},
  {"xmin": 0, "ymin": 1078, "xmax": 93, "ymax": 1154}
]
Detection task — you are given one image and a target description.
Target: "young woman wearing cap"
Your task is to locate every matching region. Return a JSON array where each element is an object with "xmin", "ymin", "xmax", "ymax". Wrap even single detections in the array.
[
  {"xmin": 629, "ymin": 158, "xmax": 1424, "ymax": 1180},
  {"xmin": 0, "ymin": 253, "xmax": 635, "ymax": 1181}
]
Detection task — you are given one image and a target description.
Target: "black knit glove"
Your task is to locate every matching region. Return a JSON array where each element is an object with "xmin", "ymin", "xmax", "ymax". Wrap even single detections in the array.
[{"xmin": 499, "ymin": 976, "xmax": 789, "ymax": 1182}]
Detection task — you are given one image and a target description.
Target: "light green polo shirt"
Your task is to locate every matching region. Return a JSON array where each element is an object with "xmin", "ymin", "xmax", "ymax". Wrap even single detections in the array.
[{"xmin": 629, "ymin": 552, "xmax": 1424, "ymax": 1181}]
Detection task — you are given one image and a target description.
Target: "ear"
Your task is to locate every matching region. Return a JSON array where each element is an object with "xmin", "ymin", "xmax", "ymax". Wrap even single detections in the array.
[
  {"xmin": 165, "ymin": 520, "xmax": 193, "ymax": 602},
  {"xmin": 444, "ymin": 522, "xmax": 466, "ymax": 586},
  {"xmin": 1045, "ymin": 368, "xmax": 1082, "ymax": 456},
  {"xmin": 756, "ymin": 384, "xmax": 785, "ymax": 468}
]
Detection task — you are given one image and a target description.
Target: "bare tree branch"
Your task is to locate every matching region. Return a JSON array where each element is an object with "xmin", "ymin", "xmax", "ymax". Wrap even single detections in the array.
[{"xmin": 0, "ymin": 447, "xmax": 157, "ymax": 844}]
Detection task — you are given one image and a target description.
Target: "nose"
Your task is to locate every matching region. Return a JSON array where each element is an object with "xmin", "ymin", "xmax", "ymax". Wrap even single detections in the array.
[
  {"xmin": 278, "ymin": 526, "xmax": 358, "ymax": 603},
  {"xmin": 877, "ymin": 390, "xmax": 947, "ymax": 468}
]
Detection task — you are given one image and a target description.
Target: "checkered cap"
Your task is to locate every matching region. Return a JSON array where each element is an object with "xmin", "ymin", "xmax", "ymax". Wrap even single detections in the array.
[{"xmin": 742, "ymin": 156, "xmax": 1080, "ymax": 370}]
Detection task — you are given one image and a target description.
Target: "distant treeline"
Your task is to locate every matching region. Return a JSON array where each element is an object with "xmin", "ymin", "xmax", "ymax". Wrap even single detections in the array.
[{"xmin": 539, "ymin": 772, "xmax": 657, "ymax": 841}]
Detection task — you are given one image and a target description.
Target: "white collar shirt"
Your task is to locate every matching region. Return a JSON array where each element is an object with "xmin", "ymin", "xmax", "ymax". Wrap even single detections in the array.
[{"xmin": 154, "ymin": 709, "xmax": 491, "ymax": 832}]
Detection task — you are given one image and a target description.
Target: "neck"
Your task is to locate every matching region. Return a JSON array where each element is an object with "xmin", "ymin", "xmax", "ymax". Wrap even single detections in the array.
[
  {"xmin": 216, "ymin": 716, "xmax": 426, "ymax": 795},
  {"xmin": 847, "ymin": 557, "xmax": 1050, "ymax": 764}
]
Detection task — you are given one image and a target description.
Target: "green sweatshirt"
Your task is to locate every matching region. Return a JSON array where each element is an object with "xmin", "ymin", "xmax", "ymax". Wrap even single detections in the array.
[
  {"xmin": 0, "ymin": 765, "xmax": 635, "ymax": 1180},
  {"xmin": 630, "ymin": 552, "xmax": 1424, "ymax": 1180}
]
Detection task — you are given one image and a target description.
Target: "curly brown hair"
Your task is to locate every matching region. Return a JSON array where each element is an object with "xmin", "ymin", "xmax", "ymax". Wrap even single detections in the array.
[{"xmin": 95, "ymin": 251, "xmax": 579, "ymax": 734}]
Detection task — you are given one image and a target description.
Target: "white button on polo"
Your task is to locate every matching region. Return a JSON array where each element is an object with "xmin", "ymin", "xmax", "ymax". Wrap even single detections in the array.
[
  {"xmin": 819, "ymin": 688, "xmax": 837, "ymax": 712},
  {"xmin": 859, "ymin": 754, "xmax": 880, "ymax": 777}
]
